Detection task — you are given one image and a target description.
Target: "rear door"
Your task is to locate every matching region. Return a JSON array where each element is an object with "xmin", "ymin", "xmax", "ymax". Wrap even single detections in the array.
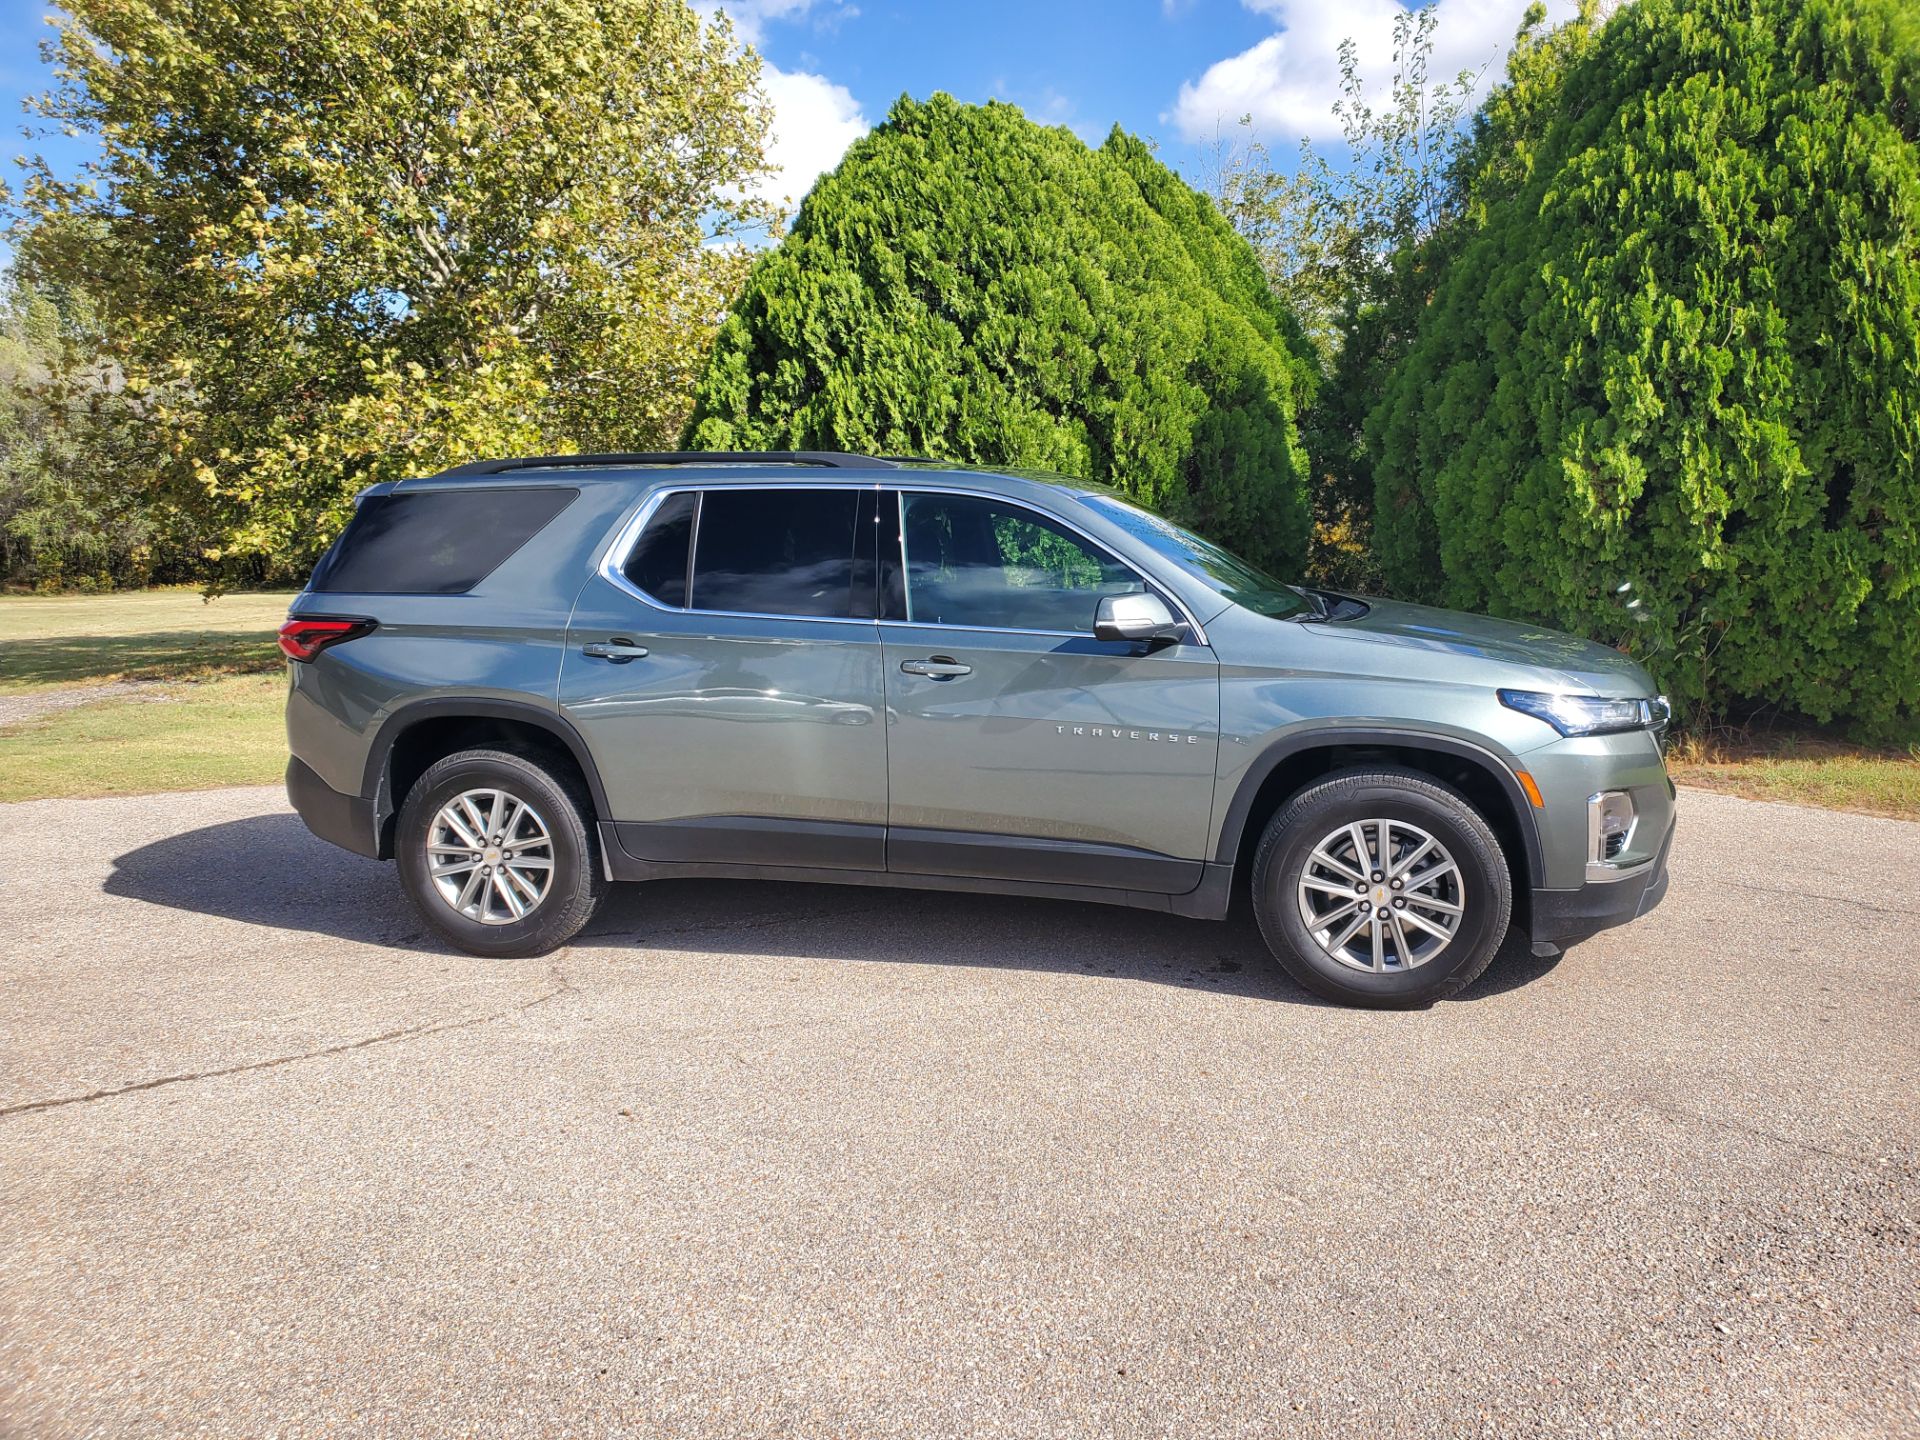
[
  {"xmin": 878, "ymin": 489, "xmax": 1220, "ymax": 893},
  {"xmin": 560, "ymin": 484, "xmax": 889, "ymax": 869}
]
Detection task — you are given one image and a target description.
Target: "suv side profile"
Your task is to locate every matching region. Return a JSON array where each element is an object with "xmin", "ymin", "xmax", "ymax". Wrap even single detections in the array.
[{"xmin": 282, "ymin": 452, "xmax": 1674, "ymax": 1008}]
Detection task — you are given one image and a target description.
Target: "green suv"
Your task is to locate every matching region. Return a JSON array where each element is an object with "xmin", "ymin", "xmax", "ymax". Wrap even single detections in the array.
[{"xmin": 281, "ymin": 452, "xmax": 1673, "ymax": 1007}]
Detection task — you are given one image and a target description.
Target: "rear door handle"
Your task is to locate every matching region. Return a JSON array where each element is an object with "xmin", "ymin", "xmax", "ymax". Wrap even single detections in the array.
[
  {"xmin": 582, "ymin": 639, "xmax": 649, "ymax": 663},
  {"xmin": 900, "ymin": 657, "xmax": 971, "ymax": 679}
]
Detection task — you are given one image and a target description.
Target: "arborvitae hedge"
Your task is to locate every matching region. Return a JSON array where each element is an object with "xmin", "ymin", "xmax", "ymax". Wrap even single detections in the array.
[
  {"xmin": 687, "ymin": 94, "xmax": 1319, "ymax": 575},
  {"xmin": 1368, "ymin": 0, "xmax": 1920, "ymax": 734}
]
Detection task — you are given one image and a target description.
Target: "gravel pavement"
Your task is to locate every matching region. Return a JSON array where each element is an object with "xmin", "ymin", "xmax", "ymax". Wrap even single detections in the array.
[{"xmin": 1, "ymin": 784, "xmax": 1915, "ymax": 1438}]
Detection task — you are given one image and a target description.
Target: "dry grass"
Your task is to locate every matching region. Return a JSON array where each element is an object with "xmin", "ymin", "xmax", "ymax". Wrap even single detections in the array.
[{"xmin": 1667, "ymin": 730, "xmax": 1920, "ymax": 821}]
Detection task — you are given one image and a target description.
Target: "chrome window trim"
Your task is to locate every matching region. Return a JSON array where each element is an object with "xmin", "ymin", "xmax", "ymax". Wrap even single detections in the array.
[
  {"xmin": 884, "ymin": 619, "xmax": 1099, "ymax": 641},
  {"xmin": 598, "ymin": 478, "xmax": 1209, "ymax": 644},
  {"xmin": 598, "ymin": 481, "xmax": 882, "ymax": 627}
]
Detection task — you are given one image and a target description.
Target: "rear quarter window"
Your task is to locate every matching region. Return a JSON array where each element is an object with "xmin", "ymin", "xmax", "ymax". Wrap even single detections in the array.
[
  {"xmin": 309, "ymin": 487, "xmax": 578, "ymax": 595},
  {"xmin": 621, "ymin": 490, "xmax": 697, "ymax": 606}
]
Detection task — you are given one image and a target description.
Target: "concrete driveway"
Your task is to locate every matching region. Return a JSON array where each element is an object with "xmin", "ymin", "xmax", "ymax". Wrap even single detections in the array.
[{"xmin": 2, "ymin": 785, "xmax": 1915, "ymax": 1438}]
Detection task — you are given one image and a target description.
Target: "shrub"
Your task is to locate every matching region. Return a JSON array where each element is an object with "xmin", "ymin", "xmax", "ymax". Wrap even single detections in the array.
[
  {"xmin": 1368, "ymin": 0, "xmax": 1920, "ymax": 734},
  {"xmin": 686, "ymin": 94, "xmax": 1319, "ymax": 576}
]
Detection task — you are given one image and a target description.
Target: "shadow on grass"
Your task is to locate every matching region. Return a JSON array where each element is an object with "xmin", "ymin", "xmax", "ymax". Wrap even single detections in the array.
[
  {"xmin": 106, "ymin": 812, "xmax": 1561, "ymax": 1006},
  {"xmin": 0, "ymin": 630, "xmax": 282, "ymax": 688}
]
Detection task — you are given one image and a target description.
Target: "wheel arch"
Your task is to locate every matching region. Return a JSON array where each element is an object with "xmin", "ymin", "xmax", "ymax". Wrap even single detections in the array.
[
  {"xmin": 362, "ymin": 699, "xmax": 611, "ymax": 860},
  {"xmin": 1215, "ymin": 729, "xmax": 1545, "ymax": 901}
]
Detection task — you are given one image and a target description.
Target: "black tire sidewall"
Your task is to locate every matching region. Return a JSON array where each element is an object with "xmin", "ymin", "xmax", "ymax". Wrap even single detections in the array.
[
  {"xmin": 395, "ymin": 750, "xmax": 599, "ymax": 958},
  {"xmin": 1253, "ymin": 773, "xmax": 1511, "ymax": 1007}
]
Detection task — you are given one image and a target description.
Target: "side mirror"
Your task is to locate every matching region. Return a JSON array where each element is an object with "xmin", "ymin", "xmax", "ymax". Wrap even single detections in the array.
[{"xmin": 1095, "ymin": 592, "xmax": 1183, "ymax": 646}]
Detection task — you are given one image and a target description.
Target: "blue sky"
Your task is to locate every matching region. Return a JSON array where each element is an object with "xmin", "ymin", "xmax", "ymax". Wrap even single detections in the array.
[{"xmin": 1, "ymin": 0, "xmax": 1571, "ymax": 231}]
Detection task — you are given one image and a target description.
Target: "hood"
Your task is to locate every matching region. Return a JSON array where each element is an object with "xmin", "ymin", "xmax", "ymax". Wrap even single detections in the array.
[{"xmin": 1316, "ymin": 596, "xmax": 1656, "ymax": 696}]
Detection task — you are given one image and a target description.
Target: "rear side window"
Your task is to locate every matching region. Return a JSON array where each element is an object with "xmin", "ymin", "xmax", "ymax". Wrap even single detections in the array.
[
  {"xmin": 622, "ymin": 491, "xmax": 697, "ymax": 606},
  {"xmin": 310, "ymin": 487, "xmax": 577, "ymax": 595},
  {"xmin": 690, "ymin": 488, "xmax": 868, "ymax": 619}
]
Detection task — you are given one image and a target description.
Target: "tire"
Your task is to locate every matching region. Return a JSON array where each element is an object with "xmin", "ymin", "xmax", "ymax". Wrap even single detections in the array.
[
  {"xmin": 395, "ymin": 747, "xmax": 606, "ymax": 958},
  {"xmin": 1250, "ymin": 768, "xmax": 1512, "ymax": 1008}
]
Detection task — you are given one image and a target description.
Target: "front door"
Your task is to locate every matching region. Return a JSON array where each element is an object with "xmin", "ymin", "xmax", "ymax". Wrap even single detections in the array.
[
  {"xmin": 879, "ymin": 489, "xmax": 1219, "ymax": 893},
  {"xmin": 561, "ymin": 484, "xmax": 888, "ymax": 870}
]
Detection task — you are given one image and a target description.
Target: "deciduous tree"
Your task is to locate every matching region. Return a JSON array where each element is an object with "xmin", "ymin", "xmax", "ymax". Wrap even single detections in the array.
[{"xmin": 10, "ymin": 0, "xmax": 773, "ymax": 579}]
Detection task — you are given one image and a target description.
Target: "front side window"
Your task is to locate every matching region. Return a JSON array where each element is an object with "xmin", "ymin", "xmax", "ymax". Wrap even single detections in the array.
[
  {"xmin": 896, "ymin": 492, "xmax": 1146, "ymax": 632},
  {"xmin": 1078, "ymin": 494, "xmax": 1309, "ymax": 620},
  {"xmin": 689, "ymin": 488, "xmax": 869, "ymax": 619}
]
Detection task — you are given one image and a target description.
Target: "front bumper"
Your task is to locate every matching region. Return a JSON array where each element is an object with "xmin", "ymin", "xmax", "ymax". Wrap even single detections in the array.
[{"xmin": 1528, "ymin": 814, "xmax": 1673, "ymax": 952}]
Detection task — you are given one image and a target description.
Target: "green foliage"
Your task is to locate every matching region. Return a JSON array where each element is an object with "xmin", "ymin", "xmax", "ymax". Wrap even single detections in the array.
[
  {"xmin": 0, "ymin": 275, "xmax": 196, "ymax": 590},
  {"xmin": 1207, "ymin": 7, "xmax": 1484, "ymax": 357},
  {"xmin": 10, "ymin": 0, "xmax": 772, "ymax": 583},
  {"xmin": 686, "ymin": 94, "xmax": 1319, "ymax": 576},
  {"xmin": 1204, "ymin": 8, "xmax": 1484, "ymax": 586},
  {"xmin": 1368, "ymin": 0, "xmax": 1920, "ymax": 736}
]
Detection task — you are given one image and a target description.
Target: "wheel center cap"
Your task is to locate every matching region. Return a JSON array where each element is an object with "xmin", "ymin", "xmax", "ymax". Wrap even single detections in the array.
[
  {"xmin": 1373, "ymin": 886, "xmax": 1388, "ymax": 904},
  {"xmin": 484, "ymin": 847, "xmax": 502, "ymax": 865}
]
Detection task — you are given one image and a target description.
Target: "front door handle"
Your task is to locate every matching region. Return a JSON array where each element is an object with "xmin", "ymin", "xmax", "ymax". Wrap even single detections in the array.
[
  {"xmin": 582, "ymin": 639, "xmax": 649, "ymax": 663},
  {"xmin": 900, "ymin": 657, "xmax": 971, "ymax": 680}
]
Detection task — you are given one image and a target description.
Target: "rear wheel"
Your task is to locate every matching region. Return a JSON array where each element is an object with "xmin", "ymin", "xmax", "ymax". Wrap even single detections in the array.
[
  {"xmin": 1250, "ymin": 769, "xmax": 1512, "ymax": 1008},
  {"xmin": 395, "ymin": 748, "xmax": 605, "ymax": 958}
]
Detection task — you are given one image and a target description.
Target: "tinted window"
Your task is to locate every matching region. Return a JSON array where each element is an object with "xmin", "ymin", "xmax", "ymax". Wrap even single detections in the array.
[
  {"xmin": 622, "ymin": 491, "xmax": 696, "ymax": 606},
  {"xmin": 691, "ymin": 488, "xmax": 866, "ymax": 619},
  {"xmin": 309, "ymin": 487, "xmax": 577, "ymax": 595},
  {"xmin": 898, "ymin": 492, "xmax": 1145, "ymax": 632}
]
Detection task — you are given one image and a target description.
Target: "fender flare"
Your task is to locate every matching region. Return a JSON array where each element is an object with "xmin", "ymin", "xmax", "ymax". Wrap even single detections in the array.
[
  {"xmin": 361, "ymin": 698, "xmax": 614, "ymax": 852},
  {"xmin": 1213, "ymin": 726, "xmax": 1545, "ymax": 887}
]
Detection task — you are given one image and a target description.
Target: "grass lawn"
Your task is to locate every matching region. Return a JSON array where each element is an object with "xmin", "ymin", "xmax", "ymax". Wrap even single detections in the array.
[
  {"xmin": 0, "ymin": 588, "xmax": 294, "ymax": 801},
  {"xmin": 0, "ymin": 588, "xmax": 293, "ymax": 690}
]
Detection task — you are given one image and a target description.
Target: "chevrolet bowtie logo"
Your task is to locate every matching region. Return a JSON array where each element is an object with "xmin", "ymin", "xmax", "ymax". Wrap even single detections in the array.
[{"xmin": 1057, "ymin": 724, "xmax": 1204, "ymax": 745}]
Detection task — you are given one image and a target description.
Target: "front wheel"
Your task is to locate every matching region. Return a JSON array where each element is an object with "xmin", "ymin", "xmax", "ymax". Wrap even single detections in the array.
[
  {"xmin": 395, "ymin": 748, "xmax": 606, "ymax": 958},
  {"xmin": 1250, "ymin": 768, "xmax": 1512, "ymax": 1008}
]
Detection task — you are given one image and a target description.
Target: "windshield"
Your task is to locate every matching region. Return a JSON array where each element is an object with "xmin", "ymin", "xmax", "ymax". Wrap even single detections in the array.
[{"xmin": 1079, "ymin": 495, "xmax": 1310, "ymax": 620}]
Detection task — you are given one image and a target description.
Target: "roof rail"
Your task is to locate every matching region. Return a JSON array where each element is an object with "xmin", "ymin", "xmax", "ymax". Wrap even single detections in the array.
[{"xmin": 432, "ymin": 451, "xmax": 900, "ymax": 478}]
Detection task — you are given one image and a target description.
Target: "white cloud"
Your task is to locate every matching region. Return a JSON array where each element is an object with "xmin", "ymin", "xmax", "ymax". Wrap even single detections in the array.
[
  {"xmin": 753, "ymin": 63, "xmax": 869, "ymax": 209},
  {"xmin": 699, "ymin": 0, "xmax": 816, "ymax": 46},
  {"xmin": 1170, "ymin": 0, "xmax": 1579, "ymax": 144},
  {"xmin": 692, "ymin": 2, "xmax": 870, "ymax": 213}
]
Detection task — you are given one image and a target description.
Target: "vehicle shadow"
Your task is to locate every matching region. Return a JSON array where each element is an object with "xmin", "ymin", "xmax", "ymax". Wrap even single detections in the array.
[
  {"xmin": 104, "ymin": 813, "xmax": 443, "ymax": 953},
  {"xmin": 105, "ymin": 813, "xmax": 1553, "ymax": 1004}
]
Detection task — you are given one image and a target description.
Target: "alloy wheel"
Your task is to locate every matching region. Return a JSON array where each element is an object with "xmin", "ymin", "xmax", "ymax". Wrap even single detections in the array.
[
  {"xmin": 1295, "ymin": 818, "xmax": 1465, "ymax": 973},
  {"xmin": 425, "ymin": 788, "xmax": 556, "ymax": 925}
]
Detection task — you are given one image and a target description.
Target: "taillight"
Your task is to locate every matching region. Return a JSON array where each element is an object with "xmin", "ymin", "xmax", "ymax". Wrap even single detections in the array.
[{"xmin": 278, "ymin": 616, "xmax": 375, "ymax": 662}]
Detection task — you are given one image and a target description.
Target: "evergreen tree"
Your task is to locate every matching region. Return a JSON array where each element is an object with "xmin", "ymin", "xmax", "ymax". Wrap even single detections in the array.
[
  {"xmin": 1368, "ymin": 0, "xmax": 1920, "ymax": 734},
  {"xmin": 687, "ymin": 94, "xmax": 1319, "ymax": 575}
]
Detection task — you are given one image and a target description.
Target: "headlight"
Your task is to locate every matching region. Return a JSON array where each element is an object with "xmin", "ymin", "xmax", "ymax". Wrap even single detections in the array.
[{"xmin": 1498, "ymin": 689, "xmax": 1661, "ymax": 737}]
